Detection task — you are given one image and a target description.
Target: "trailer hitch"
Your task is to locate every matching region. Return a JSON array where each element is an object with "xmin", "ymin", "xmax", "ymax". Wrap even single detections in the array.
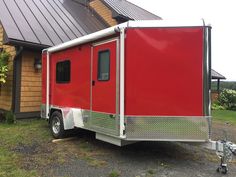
[{"xmin": 205, "ymin": 140, "xmax": 236, "ymax": 174}]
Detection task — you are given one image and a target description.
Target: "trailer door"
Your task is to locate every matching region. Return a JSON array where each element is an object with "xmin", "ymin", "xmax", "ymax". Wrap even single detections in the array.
[{"xmin": 92, "ymin": 40, "xmax": 118, "ymax": 116}]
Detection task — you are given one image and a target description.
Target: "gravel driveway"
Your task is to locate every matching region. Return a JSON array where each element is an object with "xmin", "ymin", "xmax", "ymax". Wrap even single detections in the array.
[{"xmin": 38, "ymin": 122, "xmax": 236, "ymax": 177}]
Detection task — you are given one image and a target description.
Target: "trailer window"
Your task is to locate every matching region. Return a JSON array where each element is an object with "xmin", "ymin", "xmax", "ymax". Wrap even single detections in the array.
[
  {"xmin": 56, "ymin": 60, "xmax": 70, "ymax": 83},
  {"xmin": 98, "ymin": 50, "xmax": 110, "ymax": 81}
]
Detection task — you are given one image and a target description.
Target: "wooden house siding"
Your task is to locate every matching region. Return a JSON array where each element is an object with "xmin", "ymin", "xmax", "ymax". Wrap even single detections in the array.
[
  {"xmin": 0, "ymin": 24, "xmax": 16, "ymax": 111},
  {"xmin": 20, "ymin": 51, "xmax": 41, "ymax": 113},
  {"xmin": 90, "ymin": 0, "xmax": 117, "ymax": 26}
]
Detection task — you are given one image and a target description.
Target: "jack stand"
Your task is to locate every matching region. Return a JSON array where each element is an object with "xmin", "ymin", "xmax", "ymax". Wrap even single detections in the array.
[
  {"xmin": 216, "ymin": 156, "xmax": 228, "ymax": 174},
  {"xmin": 216, "ymin": 141, "xmax": 230, "ymax": 174},
  {"xmin": 205, "ymin": 139, "xmax": 236, "ymax": 174}
]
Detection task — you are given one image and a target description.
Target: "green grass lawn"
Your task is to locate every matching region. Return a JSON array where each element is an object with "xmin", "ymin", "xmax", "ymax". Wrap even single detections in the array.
[
  {"xmin": 0, "ymin": 119, "xmax": 51, "ymax": 177},
  {"xmin": 0, "ymin": 119, "xmax": 107, "ymax": 177},
  {"xmin": 212, "ymin": 110, "xmax": 236, "ymax": 125}
]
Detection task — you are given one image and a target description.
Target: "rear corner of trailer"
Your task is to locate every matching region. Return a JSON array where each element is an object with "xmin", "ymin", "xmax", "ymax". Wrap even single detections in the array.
[{"xmin": 124, "ymin": 23, "xmax": 211, "ymax": 142}]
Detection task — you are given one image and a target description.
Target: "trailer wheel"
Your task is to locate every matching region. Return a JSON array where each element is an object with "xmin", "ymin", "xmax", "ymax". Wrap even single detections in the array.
[{"xmin": 50, "ymin": 111, "xmax": 65, "ymax": 139}]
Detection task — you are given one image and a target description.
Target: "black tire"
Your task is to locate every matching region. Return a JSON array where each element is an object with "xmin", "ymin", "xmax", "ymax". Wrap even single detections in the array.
[
  {"xmin": 217, "ymin": 166, "xmax": 228, "ymax": 174},
  {"xmin": 221, "ymin": 166, "xmax": 228, "ymax": 174},
  {"xmin": 50, "ymin": 111, "xmax": 65, "ymax": 139}
]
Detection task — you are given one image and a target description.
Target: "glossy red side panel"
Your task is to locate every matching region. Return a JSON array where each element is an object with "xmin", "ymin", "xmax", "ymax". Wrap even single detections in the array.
[
  {"xmin": 125, "ymin": 28, "xmax": 204, "ymax": 116},
  {"xmin": 49, "ymin": 45, "xmax": 91, "ymax": 110},
  {"xmin": 41, "ymin": 52, "xmax": 47, "ymax": 104}
]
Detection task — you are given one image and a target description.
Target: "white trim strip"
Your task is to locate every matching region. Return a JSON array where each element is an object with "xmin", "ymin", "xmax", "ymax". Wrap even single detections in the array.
[
  {"xmin": 92, "ymin": 37, "xmax": 118, "ymax": 47},
  {"xmin": 46, "ymin": 52, "xmax": 50, "ymax": 119},
  {"xmin": 119, "ymin": 28, "xmax": 125, "ymax": 138}
]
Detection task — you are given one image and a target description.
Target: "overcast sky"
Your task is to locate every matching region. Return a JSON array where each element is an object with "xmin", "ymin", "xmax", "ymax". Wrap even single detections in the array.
[{"xmin": 129, "ymin": 0, "xmax": 236, "ymax": 81}]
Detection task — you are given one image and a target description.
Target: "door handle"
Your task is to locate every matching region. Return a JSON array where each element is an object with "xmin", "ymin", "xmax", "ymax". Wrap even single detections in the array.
[{"xmin": 92, "ymin": 80, "xmax": 95, "ymax": 86}]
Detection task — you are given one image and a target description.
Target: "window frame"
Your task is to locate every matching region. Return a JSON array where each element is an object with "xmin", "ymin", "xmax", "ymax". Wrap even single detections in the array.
[
  {"xmin": 56, "ymin": 60, "xmax": 71, "ymax": 84},
  {"xmin": 97, "ymin": 50, "xmax": 110, "ymax": 82}
]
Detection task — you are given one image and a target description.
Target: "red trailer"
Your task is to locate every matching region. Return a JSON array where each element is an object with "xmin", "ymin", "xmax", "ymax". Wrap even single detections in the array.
[
  {"xmin": 41, "ymin": 20, "xmax": 212, "ymax": 145},
  {"xmin": 42, "ymin": 21, "xmax": 236, "ymax": 173}
]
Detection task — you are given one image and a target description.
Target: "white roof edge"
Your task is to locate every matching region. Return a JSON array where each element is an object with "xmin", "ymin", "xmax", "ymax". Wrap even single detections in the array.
[
  {"xmin": 44, "ymin": 19, "xmax": 208, "ymax": 53},
  {"xmin": 126, "ymin": 19, "xmax": 207, "ymax": 28}
]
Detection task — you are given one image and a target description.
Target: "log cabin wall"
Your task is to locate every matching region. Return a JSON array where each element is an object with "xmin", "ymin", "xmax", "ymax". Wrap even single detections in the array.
[
  {"xmin": 0, "ymin": 24, "xmax": 16, "ymax": 111},
  {"xmin": 90, "ymin": 0, "xmax": 117, "ymax": 26},
  {"xmin": 20, "ymin": 50, "xmax": 41, "ymax": 113}
]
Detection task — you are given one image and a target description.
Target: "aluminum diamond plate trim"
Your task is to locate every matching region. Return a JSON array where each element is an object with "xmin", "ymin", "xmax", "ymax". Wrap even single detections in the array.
[{"xmin": 125, "ymin": 116, "xmax": 210, "ymax": 141}]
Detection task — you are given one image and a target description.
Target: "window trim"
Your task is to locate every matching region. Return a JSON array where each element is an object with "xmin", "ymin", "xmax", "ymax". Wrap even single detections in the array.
[
  {"xmin": 56, "ymin": 60, "xmax": 71, "ymax": 84},
  {"xmin": 97, "ymin": 50, "xmax": 110, "ymax": 82}
]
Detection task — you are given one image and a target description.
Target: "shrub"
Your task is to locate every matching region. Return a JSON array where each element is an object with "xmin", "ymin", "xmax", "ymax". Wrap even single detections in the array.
[
  {"xmin": 218, "ymin": 89, "xmax": 236, "ymax": 111},
  {"xmin": 211, "ymin": 102, "xmax": 225, "ymax": 110},
  {"xmin": 5, "ymin": 111, "xmax": 16, "ymax": 124},
  {"xmin": 0, "ymin": 50, "xmax": 10, "ymax": 84}
]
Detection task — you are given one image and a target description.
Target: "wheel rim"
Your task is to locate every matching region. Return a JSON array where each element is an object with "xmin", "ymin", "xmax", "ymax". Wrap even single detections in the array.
[{"xmin": 52, "ymin": 116, "xmax": 60, "ymax": 134}]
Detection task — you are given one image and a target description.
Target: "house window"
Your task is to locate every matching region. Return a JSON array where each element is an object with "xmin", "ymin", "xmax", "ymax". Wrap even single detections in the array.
[
  {"xmin": 56, "ymin": 60, "xmax": 71, "ymax": 83},
  {"xmin": 97, "ymin": 50, "xmax": 110, "ymax": 81},
  {"xmin": 0, "ymin": 48, "xmax": 3, "ymax": 53}
]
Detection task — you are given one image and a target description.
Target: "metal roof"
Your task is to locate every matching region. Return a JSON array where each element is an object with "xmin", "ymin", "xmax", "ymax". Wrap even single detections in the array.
[
  {"xmin": 212, "ymin": 69, "xmax": 226, "ymax": 80},
  {"xmin": 0, "ymin": 0, "xmax": 108, "ymax": 47},
  {"xmin": 102, "ymin": 0, "xmax": 161, "ymax": 20}
]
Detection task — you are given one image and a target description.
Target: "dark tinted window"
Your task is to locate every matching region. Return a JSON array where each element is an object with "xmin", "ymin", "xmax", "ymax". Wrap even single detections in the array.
[
  {"xmin": 56, "ymin": 60, "xmax": 70, "ymax": 83},
  {"xmin": 97, "ymin": 50, "xmax": 110, "ymax": 81}
]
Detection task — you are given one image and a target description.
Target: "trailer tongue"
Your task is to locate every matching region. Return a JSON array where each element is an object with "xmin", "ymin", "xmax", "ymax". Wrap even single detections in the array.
[{"xmin": 41, "ymin": 20, "xmax": 236, "ymax": 174}]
